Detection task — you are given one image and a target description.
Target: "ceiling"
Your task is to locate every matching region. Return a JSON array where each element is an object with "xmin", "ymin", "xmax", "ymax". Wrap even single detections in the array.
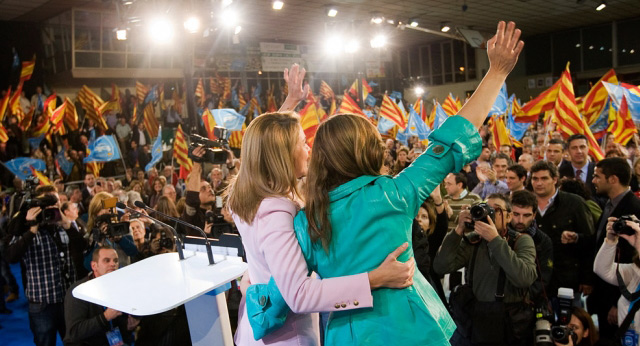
[{"xmin": 1, "ymin": 0, "xmax": 639, "ymax": 48}]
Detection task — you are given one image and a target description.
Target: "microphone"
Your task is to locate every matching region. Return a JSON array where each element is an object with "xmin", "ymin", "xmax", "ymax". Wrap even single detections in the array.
[
  {"xmin": 116, "ymin": 202, "xmax": 185, "ymax": 261},
  {"xmin": 133, "ymin": 200, "xmax": 215, "ymax": 265}
]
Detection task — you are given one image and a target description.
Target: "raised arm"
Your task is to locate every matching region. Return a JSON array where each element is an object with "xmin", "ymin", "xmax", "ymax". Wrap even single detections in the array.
[
  {"xmin": 458, "ymin": 21, "xmax": 524, "ymax": 129},
  {"xmin": 278, "ymin": 64, "xmax": 310, "ymax": 113}
]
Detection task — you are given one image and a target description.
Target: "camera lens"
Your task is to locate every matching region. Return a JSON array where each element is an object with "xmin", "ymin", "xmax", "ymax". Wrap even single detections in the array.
[{"xmin": 470, "ymin": 205, "xmax": 487, "ymax": 220}]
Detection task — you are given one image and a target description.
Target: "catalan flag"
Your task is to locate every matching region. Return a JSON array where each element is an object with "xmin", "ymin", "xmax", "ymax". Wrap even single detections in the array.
[
  {"xmin": 173, "ymin": 125, "xmax": 192, "ymax": 178},
  {"xmin": 50, "ymin": 102, "xmax": 67, "ymax": 135},
  {"xmin": 266, "ymin": 86, "xmax": 278, "ymax": 113},
  {"xmin": 229, "ymin": 122, "xmax": 246, "ymax": 149},
  {"xmin": 20, "ymin": 56, "xmax": 36, "ymax": 82},
  {"xmin": 338, "ymin": 92, "xmax": 365, "ymax": 117},
  {"xmin": 380, "ymin": 94, "xmax": 406, "ymax": 129},
  {"xmin": 579, "ymin": 69, "xmax": 618, "ymax": 125},
  {"xmin": 427, "ymin": 101, "xmax": 436, "ymax": 128},
  {"xmin": 9, "ymin": 82, "xmax": 23, "ymax": 118},
  {"xmin": 209, "ymin": 76, "xmax": 221, "ymax": 95},
  {"xmin": 202, "ymin": 108, "xmax": 217, "ymax": 140},
  {"xmin": 442, "ymin": 93, "xmax": 460, "ymax": 116},
  {"xmin": 77, "ymin": 85, "xmax": 107, "ymax": 129},
  {"xmin": 30, "ymin": 166, "xmax": 51, "ymax": 186},
  {"xmin": 552, "ymin": 62, "xmax": 604, "ymax": 161},
  {"xmin": 319, "ymin": 80, "xmax": 335, "ymax": 100},
  {"xmin": 298, "ymin": 102, "xmax": 320, "ymax": 147},
  {"xmin": 43, "ymin": 94, "xmax": 57, "ymax": 117},
  {"xmin": 349, "ymin": 78, "xmax": 373, "ymax": 101},
  {"xmin": 0, "ymin": 125, "xmax": 8, "ymax": 143},
  {"xmin": 607, "ymin": 95, "xmax": 637, "ymax": 145},
  {"xmin": 0, "ymin": 86, "xmax": 10, "ymax": 122},
  {"xmin": 195, "ymin": 78, "xmax": 205, "ymax": 106},
  {"xmin": 142, "ymin": 103, "xmax": 159, "ymax": 138},
  {"xmin": 31, "ymin": 115, "xmax": 51, "ymax": 138},
  {"xmin": 136, "ymin": 81, "xmax": 149, "ymax": 103},
  {"xmin": 515, "ymin": 78, "xmax": 562, "ymax": 123}
]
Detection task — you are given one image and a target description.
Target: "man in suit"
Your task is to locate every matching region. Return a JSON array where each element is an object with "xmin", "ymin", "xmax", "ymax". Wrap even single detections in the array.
[
  {"xmin": 531, "ymin": 160, "xmax": 595, "ymax": 304},
  {"xmin": 545, "ymin": 139, "xmax": 566, "ymax": 168},
  {"xmin": 587, "ymin": 157, "xmax": 640, "ymax": 342},
  {"xmin": 81, "ymin": 173, "xmax": 95, "ymax": 211},
  {"xmin": 558, "ymin": 134, "xmax": 597, "ymax": 199}
]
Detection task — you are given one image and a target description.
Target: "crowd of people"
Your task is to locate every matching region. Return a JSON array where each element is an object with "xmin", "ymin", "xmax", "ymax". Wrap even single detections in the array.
[{"xmin": 1, "ymin": 20, "xmax": 640, "ymax": 346}]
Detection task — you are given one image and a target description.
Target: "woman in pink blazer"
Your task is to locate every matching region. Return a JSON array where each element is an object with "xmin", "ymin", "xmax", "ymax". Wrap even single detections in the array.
[{"xmin": 225, "ymin": 65, "xmax": 414, "ymax": 345}]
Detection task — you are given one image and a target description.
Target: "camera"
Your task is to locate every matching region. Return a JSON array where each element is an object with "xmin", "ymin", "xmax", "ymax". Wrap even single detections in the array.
[
  {"xmin": 534, "ymin": 288, "xmax": 577, "ymax": 346},
  {"xmin": 94, "ymin": 213, "xmax": 130, "ymax": 239},
  {"xmin": 158, "ymin": 231, "xmax": 174, "ymax": 250},
  {"xmin": 463, "ymin": 202, "xmax": 496, "ymax": 243},
  {"xmin": 188, "ymin": 131, "xmax": 229, "ymax": 165},
  {"xmin": 613, "ymin": 215, "xmax": 638, "ymax": 236},
  {"xmin": 25, "ymin": 194, "xmax": 59, "ymax": 209}
]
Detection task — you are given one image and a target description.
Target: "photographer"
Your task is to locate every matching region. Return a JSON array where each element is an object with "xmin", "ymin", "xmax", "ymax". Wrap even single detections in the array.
[
  {"xmin": 434, "ymin": 193, "xmax": 537, "ymax": 346},
  {"xmin": 4, "ymin": 184, "xmax": 85, "ymax": 346},
  {"xmin": 593, "ymin": 216, "xmax": 640, "ymax": 344},
  {"xmin": 553, "ymin": 307, "xmax": 600, "ymax": 346},
  {"xmin": 181, "ymin": 147, "xmax": 216, "ymax": 233}
]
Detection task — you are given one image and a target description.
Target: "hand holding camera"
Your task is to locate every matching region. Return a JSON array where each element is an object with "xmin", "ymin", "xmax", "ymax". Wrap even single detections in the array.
[{"xmin": 606, "ymin": 216, "xmax": 640, "ymax": 250}]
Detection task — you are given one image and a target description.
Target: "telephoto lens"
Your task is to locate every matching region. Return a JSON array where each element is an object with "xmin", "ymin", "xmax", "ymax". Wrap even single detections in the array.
[{"xmin": 534, "ymin": 319, "xmax": 553, "ymax": 346}]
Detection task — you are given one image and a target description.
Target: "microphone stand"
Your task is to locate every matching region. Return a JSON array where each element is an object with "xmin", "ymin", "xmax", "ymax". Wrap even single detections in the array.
[
  {"xmin": 116, "ymin": 202, "xmax": 185, "ymax": 261},
  {"xmin": 134, "ymin": 201, "xmax": 216, "ymax": 265}
]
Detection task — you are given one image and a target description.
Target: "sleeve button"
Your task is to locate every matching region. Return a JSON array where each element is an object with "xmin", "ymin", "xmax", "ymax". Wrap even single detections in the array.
[
  {"xmin": 353, "ymin": 300, "xmax": 359, "ymax": 306},
  {"xmin": 341, "ymin": 303, "xmax": 347, "ymax": 308},
  {"xmin": 334, "ymin": 303, "xmax": 341, "ymax": 309}
]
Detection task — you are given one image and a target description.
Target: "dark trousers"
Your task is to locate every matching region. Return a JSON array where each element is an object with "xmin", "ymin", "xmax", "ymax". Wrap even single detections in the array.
[
  {"xmin": 0, "ymin": 254, "xmax": 19, "ymax": 294},
  {"xmin": 28, "ymin": 302, "xmax": 65, "ymax": 346}
]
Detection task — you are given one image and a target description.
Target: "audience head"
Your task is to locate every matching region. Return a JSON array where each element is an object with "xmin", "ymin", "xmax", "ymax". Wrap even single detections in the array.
[
  {"xmin": 522, "ymin": 136, "xmax": 533, "ymax": 147},
  {"xmin": 491, "ymin": 153, "xmax": 511, "ymax": 180},
  {"xmin": 506, "ymin": 164, "xmax": 527, "ymax": 192},
  {"xmin": 546, "ymin": 139, "xmax": 565, "ymax": 166},
  {"xmin": 444, "ymin": 173, "xmax": 467, "ymax": 198},
  {"xmin": 91, "ymin": 245, "xmax": 118, "ymax": 278},
  {"xmin": 136, "ymin": 169, "xmax": 145, "ymax": 181},
  {"xmin": 87, "ymin": 192, "xmax": 115, "ymax": 230},
  {"xmin": 559, "ymin": 178, "xmax": 592, "ymax": 201},
  {"xmin": 479, "ymin": 145, "xmax": 491, "ymax": 162},
  {"xmin": 530, "ymin": 160, "xmax": 559, "ymax": 198},
  {"xmin": 569, "ymin": 307, "xmax": 599, "ymax": 346},
  {"xmin": 211, "ymin": 167, "xmax": 223, "ymax": 184},
  {"xmin": 129, "ymin": 219, "xmax": 146, "ymax": 243},
  {"xmin": 162, "ymin": 166, "xmax": 173, "ymax": 179},
  {"xmin": 567, "ymin": 134, "xmax": 589, "ymax": 167},
  {"xmin": 499, "ymin": 144, "xmax": 512, "ymax": 157},
  {"xmin": 162, "ymin": 184, "xmax": 177, "ymax": 202},
  {"xmin": 518, "ymin": 153, "xmax": 534, "ymax": 172},
  {"xmin": 509, "ymin": 190, "xmax": 538, "ymax": 232},
  {"xmin": 416, "ymin": 202, "xmax": 436, "ymax": 235},
  {"xmin": 84, "ymin": 173, "xmax": 95, "ymax": 188},
  {"xmin": 593, "ymin": 157, "xmax": 631, "ymax": 197},
  {"xmin": 60, "ymin": 202, "xmax": 79, "ymax": 221},
  {"xmin": 486, "ymin": 193, "xmax": 512, "ymax": 233},
  {"xmin": 396, "ymin": 146, "xmax": 410, "ymax": 164},
  {"xmin": 125, "ymin": 191, "xmax": 143, "ymax": 209}
]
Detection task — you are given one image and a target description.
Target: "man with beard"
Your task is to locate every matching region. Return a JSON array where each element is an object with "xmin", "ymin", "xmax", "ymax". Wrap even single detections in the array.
[
  {"xmin": 587, "ymin": 157, "xmax": 640, "ymax": 343},
  {"xmin": 509, "ymin": 190, "xmax": 553, "ymax": 308}
]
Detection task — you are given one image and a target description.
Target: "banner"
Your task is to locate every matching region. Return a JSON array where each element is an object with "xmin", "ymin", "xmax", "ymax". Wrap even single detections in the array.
[
  {"xmin": 211, "ymin": 109, "xmax": 246, "ymax": 131},
  {"xmin": 5, "ymin": 158, "xmax": 46, "ymax": 180},
  {"xmin": 145, "ymin": 129, "xmax": 163, "ymax": 172},
  {"xmin": 84, "ymin": 135, "xmax": 122, "ymax": 163}
]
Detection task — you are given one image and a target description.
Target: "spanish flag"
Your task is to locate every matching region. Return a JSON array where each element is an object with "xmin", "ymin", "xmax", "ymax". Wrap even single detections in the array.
[
  {"xmin": 29, "ymin": 166, "xmax": 51, "ymax": 186},
  {"xmin": 173, "ymin": 125, "xmax": 192, "ymax": 179},
  {"xmin": 0, "ymin": 85, "xmax": 10, "ymax": 122},
  {"xmin": 20, "ymin": 56, "xmax": 36, "ymax": 82}
]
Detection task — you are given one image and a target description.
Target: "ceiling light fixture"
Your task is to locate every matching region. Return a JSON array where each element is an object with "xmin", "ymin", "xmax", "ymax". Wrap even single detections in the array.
[
  {"xmin": 409, "ymin": 18, "xmax": 419, "ymax": 27},
  {"xmin": 183, "ymin": 16, "xmax": 201, "ymax": 33},
  {"xmin": 326, "ymin": 6, "xmax": 338, "ymax": 17},
  {"xmin": 272, "ymin": 1, "xmax": 284, "ymax": 10},
  {"xmin": 370, "ymin": 34, "xmax": 387, "ymax": 48},
  {"xmin": 414, "ymin": 86, "xmax": 425, "ymax": 96},
  {"xmin": 371, "ymin": 12, "xmax": 384, "ymax": 24},
  {"xmin": 440, "ymin": 23, "xmax": 451, "ymax": 33},
  {"xmin": 116, "ymin": 28, "xmax": 127, "ymax": 40},
  {"xmin": 596, "ymin": 1, "xmax": 606, "ymax": 10}
]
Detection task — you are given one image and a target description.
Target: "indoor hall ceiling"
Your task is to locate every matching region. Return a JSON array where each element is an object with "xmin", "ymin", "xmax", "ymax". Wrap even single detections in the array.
[{"xmin": 1, "ymin": 0, "xmax": 639, "ymax": 47}]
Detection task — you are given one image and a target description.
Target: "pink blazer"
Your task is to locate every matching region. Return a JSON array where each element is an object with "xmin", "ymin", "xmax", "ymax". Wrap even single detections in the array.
[{"xmin": 233, "ymin": 197, "xmax": 373, "ymax": 346}]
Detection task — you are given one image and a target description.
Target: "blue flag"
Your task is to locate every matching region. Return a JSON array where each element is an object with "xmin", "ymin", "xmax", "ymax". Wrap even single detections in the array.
[
  {"xmin": 506, "ymin": 94, "xmax": 531, "ymax": 141},
  {"xmin": 144, "ymin": 85, "xmax": 158, "ymax": 104},
  {"xmin": 488, "ymin": 83, "xmax": 508, "ymax": 117},
  {"xmin": 377, "ymin": 116, "xmax": 396, "ymax": 134},
  {"xmin": 396, "ymin": 127, "xmax": 409, "ymax": 146},
  {"xmin": 56, "ymin": 149, "xmax": 74, "ymax": 176},
  {"xmin": 433, "ymin": 102, "xmax": 448, "ymax": 130},
  {"xmin": 406, "ymin": 106, "xmax": 431, "ymax": 140},
  {"xmin": 212, "ymin": 109, "xmax": 246, "ymax": 131},
  {"xmin": 231, "ymin": 89, "xmax": 240, "ymax": 109},
  {"xmin": 389, "ymin": 91, "xmax": 403, "ymax": 101},
  {"xmin": 626, "ymin": 90, "xmax": 640, "ymax": 122},
  {"xmin": 28, "ymin": 135, "xmax": 45, "ymax": 149},
  {"xmin": 145, "ymin": 128, "xmax": 163, "ymax": 172},
  {"xmin": 365, "ymin": 94, "xmax": 377, "ymax": 107},
  {"xmin": 589, "ymin": 100, "xmax": 611, "ymax": 134},
  {"xmin": 5, "ymin": 158, "xmax": 46, "ymax": 180},
  {"xmin": 84, "ymin": 135, "xmax": 122, "ymax": 163},
  {"xmin": 253, "ymin": 83, "xmax": 263, "ymax": 107}
]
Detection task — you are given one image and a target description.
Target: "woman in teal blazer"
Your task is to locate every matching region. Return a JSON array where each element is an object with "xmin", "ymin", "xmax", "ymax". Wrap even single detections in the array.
[{"xmin": 292, "ymin": 22, "xmax": 524, "ymax": 345}]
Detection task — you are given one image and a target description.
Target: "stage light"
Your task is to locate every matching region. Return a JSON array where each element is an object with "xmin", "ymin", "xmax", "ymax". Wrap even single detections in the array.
[
  {"xmin": 234, "ymin": 25, "xmax": 242, "ymax": 35},
  {"xmin": 441, "ymin": 23, "xmax": 451, "ymax": 32},
  {"xmin": 123, "ymin": 1, "xmax": 133, "ymax": 5},
  {"xmin": 222, "ymin": 0, "xmax": 233, "ymax": 8},
  {"xmin": 370, "ymin": 34, "xmax": 387, "ymax": 48},
  {"xmin": 116, "ymin": 29, "xmax": 127, "ymax": 40},
  {"xmin": 184, "ymin": 16, "xmax": 201, "ymax": 34},
  {"xmin": 148, "ymin": 16, "xmax": 175, "ymax": 44},
  {"xmin": 371, "ymin": 12, "xmax": 384, "ymax": 24},
  {"xmin": 345, "ymin": 38, "xmax": 359, "ymax": 54},
  {"xmin": 272, "ymin": 0, "xmax": 284, "ymax": 10},
  {"xmin": 387, "ymin": 19, "xmax": 395, "ymax": 25},
  {"xmin": 596, "ymin": 1, "xmax": 606, "ymax": 10},
  {"xmin": 414, "ymin": 86, "xmax": 425, "ymax": 97},
  {"xmin": 326, "ymin": 7, "xmax": 338, "ymax": 17},
  {"xmin": 324, "ymin": 35, "xmax": 342, "ymax": 56},
  {"xmin": 409, "ymin": 18, "xmax": 418, "ymax": 27},
  {"xmin": 221, "ymin": 8, "xmax": 239, "ymax": 27}
]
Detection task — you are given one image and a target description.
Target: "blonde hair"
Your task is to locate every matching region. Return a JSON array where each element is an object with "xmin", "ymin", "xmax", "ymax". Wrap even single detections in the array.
[
  {"xmin": 305, "ymin": 113, "xmax": 385, "ymax": 250},
  {"xmin": 226, "ymin": 112, "xmax": 302, "ymax": 224},
  {"xmin": 87, "ymin": 191, "xmax": 115, "ymax": 230}
]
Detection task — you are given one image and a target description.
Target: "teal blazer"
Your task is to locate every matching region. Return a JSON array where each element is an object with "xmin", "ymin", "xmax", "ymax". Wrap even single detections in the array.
[{"xmin": 293, "ymin": 116, "xmax": 482, "ymax": 345}]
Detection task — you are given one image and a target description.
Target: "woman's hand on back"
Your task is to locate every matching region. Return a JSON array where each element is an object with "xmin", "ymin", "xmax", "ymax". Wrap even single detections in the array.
[{"xmin": 368, "ymin": 243, "xmax": 415, "ymax": 289}]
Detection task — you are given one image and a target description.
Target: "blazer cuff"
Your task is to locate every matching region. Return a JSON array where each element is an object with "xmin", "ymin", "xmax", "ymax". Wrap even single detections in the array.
[{"xmin": 329, "ymin": 272, "xmax": 373, "ymax": 311}]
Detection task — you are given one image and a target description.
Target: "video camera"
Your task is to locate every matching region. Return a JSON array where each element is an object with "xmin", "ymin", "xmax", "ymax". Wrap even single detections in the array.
[
  {"xmin": 534, "ymin": 288, "xmax": 577, "ymax": 346},
  {"xmin": 463, "ymin": 202, "xmax": 496, "ymax": 243},
  {"xmin": 92, "ymin": 197, "xmax": 130, "ymax": 239},
  {"xmin": 188, "ymin": 129, "xmax": 229, "ymax": 165},
  {"xmin": 613, "ymin": 215, "xmax": 639, "ymax": 236},
  {"xmin": 24, "ymin": 191, "xmax": 62, "ymax": 226}
]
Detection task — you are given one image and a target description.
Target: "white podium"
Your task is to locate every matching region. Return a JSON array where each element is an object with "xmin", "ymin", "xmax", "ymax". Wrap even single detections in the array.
[{"xmin": 73, "ymin": 250, "xmax": 248, "ymax": 346}]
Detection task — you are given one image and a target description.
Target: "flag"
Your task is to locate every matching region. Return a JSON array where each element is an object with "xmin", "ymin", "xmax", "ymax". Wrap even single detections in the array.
[
  {"xmin": 0, "ymin": 86, "xmax": 11, "ymax": 122},
  {"xmin": 84, "ymin": 135, "xmax": 122, "ymax": 162},
  {"xmin": 202, "ymin": 108, "xmax": 217, "ymax": 140},
  {"xmin": 209, "ymin": 76, "xmax": 221, "ymax": 94},
  {"xmin": 349, "ymin": 78, "xmax": 372, "ymax": 100},
  {"xmin": 405, "ymin": 106, "xmax": 431, "ymax": 140},
  {"xmin": 579, "ymin": 69, "xmax": 617, "ymax": 125},
  {"xmin": 515, "ymin": 78, "xmax": 562, "ymax": 122},
  {"xmin": 63, "ymin": 97, "xmax": 79, "ymax": 131},
  {"xmin": 229, "ymin": 122, "xmax": 246, "ymax": 149},
  {"xmin": 427, "ymin": 101, "xmax": 436, "ymax": 128},
  {"xmin": 607, "ymin": 95, "xmax": 637, "ymax": 145},
  {"xmin": 20, "ymin": 56, "xmax": 36, "ymax": 82},
  {"xmin": 552, "ymin": 62, "xmax": 604, "ymax": 161},
  {"xmin": 211, "ymin": 109, "xmax": 246, "ymax": 131},
  {"xmin": 622, "ymin": 82, "xmax": 640, "ymax": 96},
  {"xmin": 0, "ymin": 125, "xmax": 8, "ymax": 143},
  {"xmin": 603, "ymin": 82, "xmax": 640, "ymax": 122},
  {"xmin": 380, "ymin": 94, "xmax": 406, "ymax": 129},
  {"xmin": 50, "ymin": 102, "xmax": 66, "ymax": 135},
  {"xmin": 5, "ymin": 158, "xmax": 46, "ymax": 180},
  {"xmin": 142, "ymin": 103, "xmax": 159, "ymax": 138},
  {"xmin": 589, "ymin": 100, "xmax": 611, "ymax": 137},
  {"xmin": 173, "ymin": 125, "xmax": 192, "ymax": 178},
  {"xmin": 489, "ymin": 115, "xmax": 511, "ymax": 149},
  {"xmin": 298, "ymin": 102, "xmax": 320, "ymax": 147},
  {"xmin": 9, "ymin": 82, "xmax": 23, "ymax": 117},
  {"xmin": 77, "ymin": 85, "xmax": 107, "ymax": 129},
  {"xmin": 172, "ymin": 89, "xmax": 183, "ymax": 115},
  {"xmin": 506, "ymin": 95, "xmax": 531, "ymax": 141},
  {"xmin": 433, "ymin": 102, "xmax": 449, "ymax": 130},
  {"xmin": 338, "ymin": 92, "xmax": 365, "ymax": 117},
  {"xmin": 136, "ymin": 81, "xmax": 149, "ymax": 103},
  {"xmin": 145, "ymin": 128, "xmax": 163, "ymax": 172},
  {"xmin": 488, "ymin": 83, "xmax": 509, "ymax": 117},
  {"xmin": 319, "ymin": 80, "xmax": 335, "ymax": 100},
  {"xmin": 377, "ymin": 116, "xmax": 396, "ymax": 134},
  {"xmin": 31, "ymin": 115, "xmax": 51, "ymax": 138},
  {"xmin": 195, "ymin": 78, "xmax": 205, "ymax": 106},
  {"xmin": 266, "ymin": 90, "xmax": 277, "ymax": 113},
  {"xmin": 56, "ymin": 149, "xmax": 73, "ymax": 176},
  {"xmin": 442, "ymin": 93, "xmax": 460, "ymax": 116},
  {"xmin": 414, "ymin": 98, "xmax": 427, "ymax": 123},
  {"xmin": 29, "ymin": 166, "xmax": 51, "ymax": 186}
]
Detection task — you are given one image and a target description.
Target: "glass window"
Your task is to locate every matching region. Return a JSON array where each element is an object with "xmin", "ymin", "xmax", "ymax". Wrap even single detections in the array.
[
  {"xmin": 101, "ymin": 14, "xmax": 125, "ymax": 52},
  {"xmin": 74, "ymin": 10, "xmax": 101, "ymax": 51},
  {"xmin": 399, "ymin": 50, "xmax": 409, "ymax": 78},
  {"xmin": 431, "ymin": 44, "xmax": 442, "ymax": 85},
  {"xmin": 75, "ymin": 52, "xmax": 100, "ymax": 67},
  {"xmin": 617, "ymin": 18, "xmax": 640, "ymax": 66},
  {"xmin": 552, "ymin": 30, "xmax": 581, "ymax": 74},
  {"xmin": 102, "ymin": 53, "xmax": 125, "ymax": 68},
  {"xmin": 442, "ymin": 42, "xmax": 453, "ymax": 83},
  {"xmin": 409, "ymin": 47, "xmax": 420, "ymax": 77},
  {"xmin": 466, "ymin": 44, "xmax": 476, "ymax": 80},
  {"xmin": 453, "ymin": 41, "xmax": 467, "ymax": 82},
  {"xmin": 420, "ymin": 46, "xmax": 431, "ymax": 82},
  {"xmin": 127, "ymin": 54, "xmax": 148, "ymax": 69},
  {"xmin": 150, "ymin": 55, "xmax": 171, "ymax": 68},
  {"xmin": 583, "ymin": 24, "xmax": 612, "ymax": 70},
  {"xmin": 525, "ymin": 35, "xmax": 552, "ymax": 75}
]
